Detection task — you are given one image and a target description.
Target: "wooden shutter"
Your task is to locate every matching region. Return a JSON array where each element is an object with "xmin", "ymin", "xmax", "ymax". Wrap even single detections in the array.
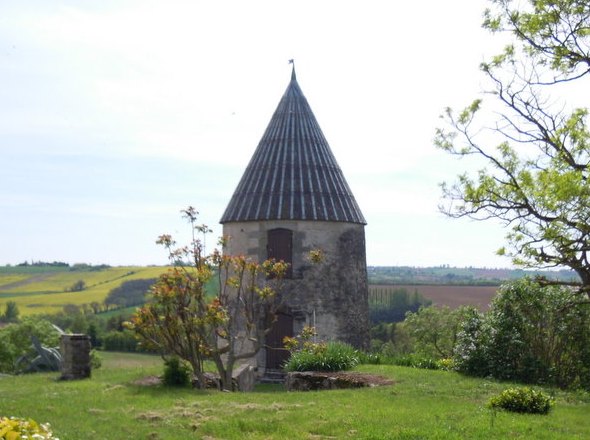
[{"xmin": 267, "ymin": 228, "xmax": 293, "ymax": 278}]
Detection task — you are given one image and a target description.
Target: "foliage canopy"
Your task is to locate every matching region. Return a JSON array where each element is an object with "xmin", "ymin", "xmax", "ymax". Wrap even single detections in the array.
[
  {"xmin": 436, "ymin": 0, "xmax": 590, "ymax": 296},
  {"xmin": 454, "ymin": 278, "xmax": 590, "ymax": 389},
  {"xmin": 129, "ymin": 207, "xmax": 290, "ymax": 390}
]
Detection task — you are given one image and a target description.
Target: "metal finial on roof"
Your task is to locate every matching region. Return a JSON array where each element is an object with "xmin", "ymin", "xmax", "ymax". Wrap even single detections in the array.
[{"xmin": 289, "ymin": 59, "xmax": 296, "ymax": 81}]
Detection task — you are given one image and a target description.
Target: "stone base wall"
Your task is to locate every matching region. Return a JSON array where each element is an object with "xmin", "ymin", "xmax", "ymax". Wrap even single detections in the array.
[
  {"xmin": 60, "ymin": 334, "xmax": 91, "ymax": 380},
  {"xmin": 223, "ymin": 220, "xmax": 370, "ymax": 372}
]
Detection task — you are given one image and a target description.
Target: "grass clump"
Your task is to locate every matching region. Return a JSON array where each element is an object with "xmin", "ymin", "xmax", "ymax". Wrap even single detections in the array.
[
  {"xmin": 359, "ymin": 352, "xmax": 455, "ymax": 371},
  {"xmin": 284, "ymin": 341, "xmax": 359, "ymax": 372},
  {"xmin": 488, "ymin": 387, "xmax": 555, "ymax": 414}
]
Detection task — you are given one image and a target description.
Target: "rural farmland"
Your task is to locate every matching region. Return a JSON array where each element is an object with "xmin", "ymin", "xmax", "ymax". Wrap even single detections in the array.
[
  {"xmin": 0, "ymin": 266, "xmax": 166, "ymax": 316},
  {"xmin": 380, "ymin": 284, "xmax": 498, "ymax": 311}
]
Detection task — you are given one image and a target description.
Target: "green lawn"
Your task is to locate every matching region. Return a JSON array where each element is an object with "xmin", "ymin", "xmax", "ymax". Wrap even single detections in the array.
[{"xmin": 1, "ymin": 352, "xmax": 588, "ymax": 439}]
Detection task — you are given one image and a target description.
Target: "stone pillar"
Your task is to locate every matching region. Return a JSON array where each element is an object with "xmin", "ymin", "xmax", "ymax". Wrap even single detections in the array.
[{"xmin": 60, "ymin": 334, "xmax": 91, "ymax": 380}]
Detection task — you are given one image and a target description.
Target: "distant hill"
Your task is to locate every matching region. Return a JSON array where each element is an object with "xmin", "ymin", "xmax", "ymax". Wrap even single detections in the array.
[
  {"xmin": 368, "ymin": 266, "xmax": 578, "ymax": 286},
  {"xmin": 0, "ymin": 264, "xmax": 167, "ymax": 317}
]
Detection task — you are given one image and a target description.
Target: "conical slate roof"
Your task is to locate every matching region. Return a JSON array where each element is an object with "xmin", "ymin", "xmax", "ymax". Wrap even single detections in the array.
[{"xmin": 220, "ymin": 68, "xmax": 366, "ymax": 225}]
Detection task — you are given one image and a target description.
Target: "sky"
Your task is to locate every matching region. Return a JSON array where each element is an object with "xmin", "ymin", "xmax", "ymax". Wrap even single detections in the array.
[{"xmin": 0, "ymin": 0, "xmax": 517, "ymax": 268}]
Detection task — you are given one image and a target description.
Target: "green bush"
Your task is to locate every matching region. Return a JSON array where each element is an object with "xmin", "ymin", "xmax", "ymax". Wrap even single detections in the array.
[
  {"xmin": 488, "ymin": 387, "xmax": 554, "ymax": 415},
  {"xmin": 162, "ymin": 356, "xmax": 191, "ymax": 387},
  {"xmin": 90, "ymin": 350, "xmax": 102, "ymax": 370},
  {"xmin": 0, "ymin": 416, "xmax": 57, "ymax": 439},
  {"xmin": 404, "ymin": 305, "xmax": 477, "ymax": 360},
  {"xmin": 454, "ymin": 279, "xmax": 590, "ymax": 389},
  {"xmin": 0, "ymin": 317, "xmax": 60, "ymax": 374},
  {"xmin": 284, "ymin": 341, "xmax": 359, "ymax": 372}
]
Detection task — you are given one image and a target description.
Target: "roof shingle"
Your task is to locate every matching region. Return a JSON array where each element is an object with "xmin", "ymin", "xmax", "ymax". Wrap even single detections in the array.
[{"xmin": 220, "ymin": 69, "xmax": 366, "ymax": 225}]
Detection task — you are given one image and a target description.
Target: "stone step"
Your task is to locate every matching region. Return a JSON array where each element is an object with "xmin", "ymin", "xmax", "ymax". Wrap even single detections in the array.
[{"xmin": 259, "ymin": 369, "xmax": 287, "ymax": 384}]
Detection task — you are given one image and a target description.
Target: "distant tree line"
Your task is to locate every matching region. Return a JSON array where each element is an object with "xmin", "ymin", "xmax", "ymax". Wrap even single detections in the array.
[
  {"xmin": 13, "ymin": 261, "xmax": 111, "ymax": 271},
  {"xmin": 16, "ymin": 261, "xmax": 69, "ymax": 267},
  {"xmin": 369, "ymin": 287, "xmax": 431, "ymax": 324},
  {"xmin": 368, "ymin": 266, "xmax": 578, "ymax": 286},
  {"xmin": 104, "ymin": 279, "xmax": 157, "ymax": 309}
]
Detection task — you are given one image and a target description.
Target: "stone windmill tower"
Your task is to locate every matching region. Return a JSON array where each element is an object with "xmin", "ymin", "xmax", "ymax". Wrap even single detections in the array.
[{"xmin": 220, "ymin": 65, "xmax": 369, "ymax": 371}]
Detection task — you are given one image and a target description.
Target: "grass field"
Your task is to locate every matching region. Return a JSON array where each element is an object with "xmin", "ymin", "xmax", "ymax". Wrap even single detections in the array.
[
  {"xmin": 1, "ymin": 352, "xmax": 589, "ymax": 439},
  {"xmin": 0, "ymin": 266, "xmax": 167, "ymax": 316}
]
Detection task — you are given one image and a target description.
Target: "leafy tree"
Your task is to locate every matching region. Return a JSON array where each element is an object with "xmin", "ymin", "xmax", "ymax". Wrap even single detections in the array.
[
  {"xmin": 371, "ymin": 322, "xmax": 413, "ymax": 357},
  {"xmin": 102, "ymin": 329, "xmax": 141, "ymax": 352},
  {"xmin": 129, "ymin": 207, "xmax": 292, "ymax": 390},
  {"xmin": 90, "ymin": 301, "xmax": 102, "ymax": 314},
  {"xmin": 436, "ymin": 0, "xmax": 590, "ymax": 296},
  {"xmin": 87, "ymin": 322, "xmax": 100, "ymax": 347},
  {"xmin": 403, "ymin": 305, "xmax": 476, "ymax": 359},
  {"xmin": 369, "ymin": 288, "xmax": 432, "ymax": 324},
  {"xmin": 67, "ymin": 280, "xmax": 86, "ymax": 292}
]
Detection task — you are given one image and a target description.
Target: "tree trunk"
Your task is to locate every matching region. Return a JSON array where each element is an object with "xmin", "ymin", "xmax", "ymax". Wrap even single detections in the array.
[{"xmin": 190, "ymin": 361, "xmax": 206, "ymax": 389}]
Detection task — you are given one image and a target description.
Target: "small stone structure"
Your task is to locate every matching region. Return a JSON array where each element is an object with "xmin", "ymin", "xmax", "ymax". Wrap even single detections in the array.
[
  {"xmin": 59, "ymin": 334, "xmax": 91, "ymax": 380},
  {"xmin": 285, "ymin": 371, "xmax": 392, "ymax": 391},
  {"xmin": 232, "ymin": 363, "xmax": 255, "ymax": 392}
]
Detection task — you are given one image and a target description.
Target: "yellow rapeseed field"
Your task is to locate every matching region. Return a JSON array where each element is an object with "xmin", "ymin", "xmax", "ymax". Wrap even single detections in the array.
[{"xmin": 0, "ymin": 266, "xmax": 167, "ymax": 316}]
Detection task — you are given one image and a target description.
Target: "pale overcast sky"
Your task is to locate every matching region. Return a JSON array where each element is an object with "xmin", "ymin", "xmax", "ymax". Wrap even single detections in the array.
[{"xmin": 0, "ymin": 0, "xmax": 515, "ymax": 268}]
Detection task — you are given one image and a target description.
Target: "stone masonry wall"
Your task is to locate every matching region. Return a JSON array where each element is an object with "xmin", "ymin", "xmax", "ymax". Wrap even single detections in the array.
[{"xmin": 223, "ymin": 220, "xmax": 370, "ymax": 360}]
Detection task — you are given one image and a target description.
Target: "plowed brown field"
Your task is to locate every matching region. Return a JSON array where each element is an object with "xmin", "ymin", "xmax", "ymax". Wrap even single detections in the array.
[{"xmin": 372, "ymin": 284, "xmax": 499, "ymax": 311}]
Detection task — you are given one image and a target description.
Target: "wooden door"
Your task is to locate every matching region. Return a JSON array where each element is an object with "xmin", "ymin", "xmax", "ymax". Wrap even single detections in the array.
[{"xmin": 265, "ymin": 312, "xmax": 294, "ymax": 370}]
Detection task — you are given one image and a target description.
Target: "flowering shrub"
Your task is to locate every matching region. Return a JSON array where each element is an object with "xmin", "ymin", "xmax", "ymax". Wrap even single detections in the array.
[
  {"xmin": 435, "ymin": 358, "xmax": 455, "ymax": 371},
  {"xmin": 0, "ymin": 416, "xmax": 58, "ymax": 439},
  {"xmin": 284, "ymin": 327, "xmax": 359, "ymax": 372},
  {"xmin": 284, "ymin": 341, "xmax": 359, "ymax": 372},
  {"xmin": 488, "ymin": 387, "xmax": 554, "ymax": 415}
]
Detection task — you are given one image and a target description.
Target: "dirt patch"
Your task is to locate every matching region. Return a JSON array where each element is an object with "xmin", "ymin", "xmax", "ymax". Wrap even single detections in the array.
[
  {"xmin": 132, "ymin": 372, "xmax": 393, "ymax": 389},
  {"xmin": 132, "ymin": 375, "xmax": 162, "ymax": 386},
  {"xmin": 323, "ymin": 372, "xmax": 394, "ymax": 387},
  {"xmin": 0, "ymin": 274, "xmax": 54, "ymax": 291}
]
